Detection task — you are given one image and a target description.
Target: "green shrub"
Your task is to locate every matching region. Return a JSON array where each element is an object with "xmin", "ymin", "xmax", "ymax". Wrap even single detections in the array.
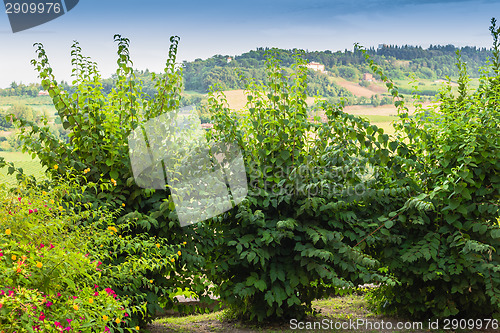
[
  {"xmin": 358, "ymin": 18, "xmax": 500, "ymax": 319},
  {"xmin": 201, "ymin": 51, "xmax": 408, "ymax": 321},
  {"xmin": 11, "ymin": 34, "xmax": 215, "ymax": 326},
  {"xmin": 0, "ymin": 181, "xmax": 132, "ymax": 332}
]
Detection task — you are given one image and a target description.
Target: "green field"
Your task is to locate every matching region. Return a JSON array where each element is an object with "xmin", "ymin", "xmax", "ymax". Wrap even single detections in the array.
[
  {"xmin": 0, "ymin": 95, "xmax": 57, "ymax": 119},
  {"xmin": 0, "ymin": 151, "xmax": 46, "ymax": 186}
]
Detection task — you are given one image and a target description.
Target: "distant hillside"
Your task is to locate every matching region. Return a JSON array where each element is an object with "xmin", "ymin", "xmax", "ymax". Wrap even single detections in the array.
[
  {"xmin": 2, "ymin": 44, "xmax": 491, "ymax": 106},
  {"xmin": 182, "ymin": 44, "xmax": 491, "ymax": 95}
]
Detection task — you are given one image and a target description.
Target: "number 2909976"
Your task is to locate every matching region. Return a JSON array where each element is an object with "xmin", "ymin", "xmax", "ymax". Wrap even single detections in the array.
[{"xmin": 5, "ymin": 2, "xmax": 62, "ymax": 14}]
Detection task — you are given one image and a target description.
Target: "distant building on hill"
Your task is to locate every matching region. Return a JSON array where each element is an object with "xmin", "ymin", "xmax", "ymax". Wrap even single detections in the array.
[
  {"xmin": 305, "ymin": 62, "xmax": 326, "ymax": 73},
  {"xmin": 227, "ymin": 57, "xmax": 233, "ymax": 63},
  {"xmin": 38, "ymin": 90, "xmax": 49, "ymax": 96},
  {"xmin": 363, "ymin": 73, "xmax": 374, "ymax": 81}
]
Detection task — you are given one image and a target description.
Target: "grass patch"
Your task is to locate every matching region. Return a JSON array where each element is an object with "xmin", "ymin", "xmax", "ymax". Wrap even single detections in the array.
[{"xmin": 147, "ymin": 294, "xmax": 492, "ymax": 333}]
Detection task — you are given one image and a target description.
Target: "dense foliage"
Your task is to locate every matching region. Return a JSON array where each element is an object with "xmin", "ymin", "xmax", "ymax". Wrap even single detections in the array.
[
  {"xmin": 360, "ymin": 19, "xmax": 500, "ymax": 319},
  {"xmin": 0, "ymin": 177, "xmax": 132, "ymax": 332},
  {"xmin": 9, "ymin": 35, "xmax": 214, "ymax": 328},
  {"xmin": 201, "ymin": 51, "xmax": 417, "ymax": 321}
]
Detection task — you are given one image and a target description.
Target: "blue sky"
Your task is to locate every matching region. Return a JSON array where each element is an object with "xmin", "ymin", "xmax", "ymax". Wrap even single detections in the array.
[{"xmin": 0, "ymin": 0, "xmax": 499, "ymax": 88}]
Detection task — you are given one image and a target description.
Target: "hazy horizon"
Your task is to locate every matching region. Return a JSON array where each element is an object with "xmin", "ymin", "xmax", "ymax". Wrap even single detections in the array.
[{"xmin": 1, "ymin": 0, "xmax": 500, "ymax": 89}]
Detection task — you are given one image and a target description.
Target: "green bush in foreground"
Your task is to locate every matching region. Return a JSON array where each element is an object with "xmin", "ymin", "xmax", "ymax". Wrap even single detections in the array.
[
  {"xmin": 0, "ymin": 180, "xmax": 131, "ymax": 332},
  {"xmin": 360, "ymin": 18, "xmax": 500, "ymax": 319},
  {"xmin": 0, "ymin": 168, "xmax": 184, "ymax": 331},
  {"xmin": 202, "ymin": 51, "xmax": 419, "ymax": 321},
  {"xmin": 10, "ymin": 35, "xmax": 214, "ymax": 326}
]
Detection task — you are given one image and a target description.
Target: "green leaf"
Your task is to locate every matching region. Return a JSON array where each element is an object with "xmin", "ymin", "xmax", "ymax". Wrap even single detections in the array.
[
  {"xmin": 110, "ymin": 170, "xmax": 119, "ymax": 180},
  {"xmin": 255, "ymin": 280, "xmax": 267, "ymax": 292}
]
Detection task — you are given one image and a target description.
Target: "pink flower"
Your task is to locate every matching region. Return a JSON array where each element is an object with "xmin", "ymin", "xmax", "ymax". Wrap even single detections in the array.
[
  {"xmin": 54, "ymin": 321, "xmax": 62, "ymax": 328},
  {"xmin": 40, "ymin": 243, "xmax": 45, "ymax": 249},
  {"xmin": 34, "ymin": 208, "xmax": 38, "ymax": 213},
  {"xmin": 29, "ymin": 209, "xmax": 33, "ymax": 214},
  {"xmin": 105, "ymin": 327, "xmax": 110, "ymax": 332},
  {"xmin": 18, "ymin": 197, "xmax": 21, "ymax": 202},
  {"xmin": 66, "ymin": 318, "xmax": 72, "ymax": 324},
  {"xmin": 46, "ymin": 302, "xmax": 53, "ymax": 307},
  {"xmin": 50, "ymin": 244, "xmax": 55, "ymax": 249},
  {"xmin": 94, "ymin": 292, "xmax": 99, "ymax": 296},
  {"xmin": 56, "ymin": 292, "xmax": 61, "ymax": 297},
  {"xmin": 124, "ymin": 313, "xmax": 129, "ymax": 317},
  {"xmin": 97, "ymin": 261, "xmax": 102, "ymax": 267},
  {"xmin": 39, "ymin": 312, "xmax": 46, "ymax": 321}
]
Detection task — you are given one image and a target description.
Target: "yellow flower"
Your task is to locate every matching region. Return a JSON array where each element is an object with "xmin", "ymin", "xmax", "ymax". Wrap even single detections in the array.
[
  {"xmin": 42, "ymin": 191, "xmax": 47, "ymax": 195},
  {"xmin": 135, "ymin": 326, "xmax": 140, "ymax": 331},
  {"xmin": 50, "ymin": 199, "xmax": 54, "ymax": 204},
  {"xmin": 177, "ymin": 251, "xmax": 181, "ymax": 256},
  {"xmin": 107, "ymin": 226, "xmax": 118, "ymax": 233},
  {"xmin": 36, "ymin": 262, "xmax": 43, "ymax": 268},
  {"xmin": 170, "ymin": 258, "xmax": 175, "ymax": 262},
  {"xmin": 115, "ymin": 318, "xmax": 121, "ymax": 324},
  {"xmin": 156, "ymin": 243, "xmax": 160, "ymax": 248},
  {"xmin": 11, "ymin": 255, "xmax": 16, "ymax": 260},
  {"xmin": 183, "ymin": 241, "xmax": 187, "ymax": 245},
  {"xmin": 122, "ymin": 203, "xmax": 125, "ymax": 207},
  {"xmin": 100, "ymin": 244, "xmax": 103, "ymax": 248},
  {"xmin": 73, "ymin": 304, "xmax": 79, "ymax": 311},
  {"xmin": 88, "ymin": 298, "xmax": 94, "ymax": 304},
  {"xmin": 83, "ymin": 168, "xmax": 90, "ymax": 174},
  {"xmin": 53, "ymin": 164, "xmax": 58, "ymax": 170},
  {"xmin": 149, "ymin": 279, "xmax": 153, "ymax": 283},
  {"xmin": 5, "ymin": 229, "xmax": 11, "ymax": 236},
  {"xmin": 102, "ymin": 315, "xmax": 108, "ymax": 321},
  {"xmin": 58, "ymin": 206, "xmax": 63, "ymax": 211}
]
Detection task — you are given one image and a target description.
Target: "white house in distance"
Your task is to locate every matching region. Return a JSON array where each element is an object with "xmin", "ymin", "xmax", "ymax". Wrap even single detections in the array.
[
  {"xmin": 305, "ymin": 62, "xmax": 326, "ymax": 73},
  {"xmin": 38, "ymin": 90, "xmax": 49, "ymax": 96}
]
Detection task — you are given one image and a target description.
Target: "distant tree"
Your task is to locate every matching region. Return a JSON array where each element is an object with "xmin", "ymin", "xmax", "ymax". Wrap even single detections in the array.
[{"xmin": 9, "ymin": 103, "xmax": 38, "ymax": 123}]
